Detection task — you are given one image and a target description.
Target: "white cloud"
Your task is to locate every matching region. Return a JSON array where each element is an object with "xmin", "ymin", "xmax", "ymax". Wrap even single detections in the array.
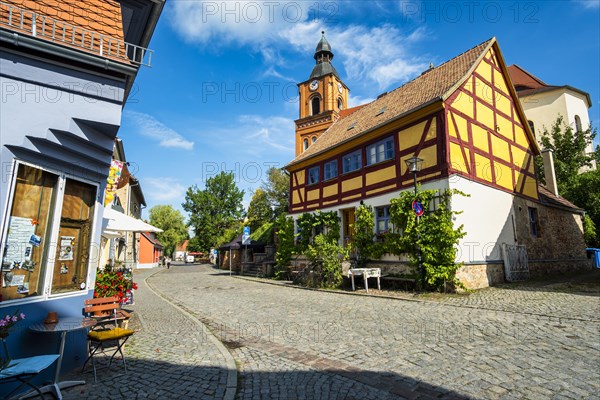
[
  {"xmin": 347, "ymin": 93, "xmax": 374, "ymax": 108},
  {"xmin": 124, "ymin": 110, "xmax": 194, "ymax": 150},
  {"xmin": 169, "ymin": 1, "xmax": 317, "ymax": 46},
  {"xmin": 239, "ymin": 115, "xmax": 295, "ymax": 151},
  {"xmin": 575, "ymin": 0, "xmax": 600, "ymax": 9},
  {"xmin": 168, "ymin": 2, "xmax": 429, "ymax": 91},
  {"xmin": 143, "ymin": 177, "xmax": 187, "ymax": 203}
]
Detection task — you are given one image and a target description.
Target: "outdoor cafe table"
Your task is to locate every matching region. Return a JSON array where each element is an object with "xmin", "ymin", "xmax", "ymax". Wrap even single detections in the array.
[
  {"xmin": 348, "ymin": 268, "xmax": 381, "ymax": 292},
  {"xmin": 28, "ymin": 317, "xmax": 96, "ymax": 400}
]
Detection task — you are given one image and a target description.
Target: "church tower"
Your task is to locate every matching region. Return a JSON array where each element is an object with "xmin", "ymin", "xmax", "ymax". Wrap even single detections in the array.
[{"xmin": 295, "ymin": 31, "xmax": 349, "ymax": 156}]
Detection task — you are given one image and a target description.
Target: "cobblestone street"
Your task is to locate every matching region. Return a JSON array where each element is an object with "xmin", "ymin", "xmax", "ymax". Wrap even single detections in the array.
[{"xmin": 63, "ymin": 264, "xmax": 600, "ymax": 399}]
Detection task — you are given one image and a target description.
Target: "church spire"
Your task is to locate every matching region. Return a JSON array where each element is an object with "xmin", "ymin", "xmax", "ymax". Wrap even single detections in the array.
[
  {"xmin": 309, "ymin": 31, "xmax": 340, "ymax": 80},
  {"xmin": 314, "ymin": 30, "xmax": 333, "ymax": 63}
]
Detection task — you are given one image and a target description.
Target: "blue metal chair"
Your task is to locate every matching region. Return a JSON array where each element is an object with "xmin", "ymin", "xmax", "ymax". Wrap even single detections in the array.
[{"xmin": 0, "ymin": 338, "xmax": 59, "ymax": 399}]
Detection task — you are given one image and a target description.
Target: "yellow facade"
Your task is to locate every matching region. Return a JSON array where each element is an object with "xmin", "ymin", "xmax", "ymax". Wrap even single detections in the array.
[{"xmin": 447, "ymin": 45, "xmax": 538, "ymax": 200}]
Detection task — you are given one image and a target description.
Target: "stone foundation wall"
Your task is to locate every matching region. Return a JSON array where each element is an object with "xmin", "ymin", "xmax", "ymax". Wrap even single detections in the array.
[
  {"xmin": 219, "ymin": 249, "xmax": 241, "ymax": 272},
  {"xmin": 456, "ymin": 264, "xmax": 505, "ymax": 289},
  {"xmin": 528, "ymin": 258, "xmax": 591, "ymax": 278}
]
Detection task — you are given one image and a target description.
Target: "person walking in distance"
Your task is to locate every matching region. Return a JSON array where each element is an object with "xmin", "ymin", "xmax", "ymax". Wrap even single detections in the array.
[{"xmin": 166, "ymin": 256, "xmax": 171, "ymax": 269}]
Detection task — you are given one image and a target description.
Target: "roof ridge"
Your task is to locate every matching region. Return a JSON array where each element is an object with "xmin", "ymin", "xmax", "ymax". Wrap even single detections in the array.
[{"xmin": 288, "ymin": 37, "xmax": 495, "ymax": 167}]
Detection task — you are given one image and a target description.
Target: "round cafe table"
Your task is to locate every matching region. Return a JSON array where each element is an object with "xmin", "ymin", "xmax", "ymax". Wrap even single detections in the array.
[{"xmin": 27, "ymin": 317, "xmax": 96, "ymax": 400}]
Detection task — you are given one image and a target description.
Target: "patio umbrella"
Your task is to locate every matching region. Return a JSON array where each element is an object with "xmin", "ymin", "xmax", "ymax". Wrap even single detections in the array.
[{"xmin": 101, "ymin": 207, "xmax": 163, "ymax": 236}]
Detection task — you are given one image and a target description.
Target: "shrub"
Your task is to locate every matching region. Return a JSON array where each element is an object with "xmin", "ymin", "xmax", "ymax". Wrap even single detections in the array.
[{"xmin": 304, "ymin": 234, "xmax": 348, "ymax": 289}]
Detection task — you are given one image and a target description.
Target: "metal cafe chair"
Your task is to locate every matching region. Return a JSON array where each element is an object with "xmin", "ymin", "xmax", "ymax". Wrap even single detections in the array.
[{"xmin": 0, "ymin": 337, "xmax": 60, "ymax": 399}]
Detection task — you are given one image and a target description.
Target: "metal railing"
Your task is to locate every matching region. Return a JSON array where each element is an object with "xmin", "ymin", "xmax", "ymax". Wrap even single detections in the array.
[{"xmin": 0, "ymin": 1, "xmax": 153, "ymax": 67}]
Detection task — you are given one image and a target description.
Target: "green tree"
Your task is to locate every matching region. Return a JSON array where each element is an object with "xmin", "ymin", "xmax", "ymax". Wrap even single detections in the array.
[
  {"xmin": 148, "ymin": 205, "xmax": 188, "ymax": 257},
  {"xmin": 247, "ymin": 188, "xmax": 273, "ymax": 232},
  {"xmin": 563, "ymin": 169, "xmax": 600, "ymax": 247},
  {"xmin": 261, "ymin": 167, "xmax": 289, "ymax": 219},
  {"xmin": 352, "ymin": 204, "xmax": 376, "ymax": 268},
  {"xmin": 183, "ymin": 172, "xmax": 244, "ymax": 252},
  {"xmin": 535, "ymin": 116, "xmax": 597, "ymax": 192},
  {"xmin": 534, "ymin": 116, "xmax": 599, "ymax": 246}
]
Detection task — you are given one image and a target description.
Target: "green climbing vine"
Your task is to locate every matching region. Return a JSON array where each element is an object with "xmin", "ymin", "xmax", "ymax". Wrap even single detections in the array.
[
  {"xmin": 389, "ymin": 188, "xmax": 468, "ymax": 292},
  {"xmin": 274, "ymin": 214, "xmax": 295, "ymax": 279},
  {"xmin": 295, "ymin": 210, "xmax": 340, "ymax": 252}
]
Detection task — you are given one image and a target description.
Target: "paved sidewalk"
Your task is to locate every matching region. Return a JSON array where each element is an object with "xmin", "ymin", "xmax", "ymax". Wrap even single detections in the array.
[{"xmin": 62, "ymin": 267, "xmax": 236, "ymax": 400}]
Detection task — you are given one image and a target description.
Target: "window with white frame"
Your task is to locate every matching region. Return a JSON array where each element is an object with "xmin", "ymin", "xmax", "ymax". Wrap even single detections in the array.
[
  {"xmin": 367, "ymin": 137, "xmax": 394, "ymax": 165},
  {"xmin": 0, "ymin": 163, "xmax": 97, "ymax": 301},
  {"xmin": 307, "ymin": 166, "xmax": 320, "ymax": 185},
  {"xmin": 342, "ymin": 150, "xmax": 362, "ymax": 173},
  {"xmin": 324, "ymin": 160, "xmax": 338, "ymax": 180}
]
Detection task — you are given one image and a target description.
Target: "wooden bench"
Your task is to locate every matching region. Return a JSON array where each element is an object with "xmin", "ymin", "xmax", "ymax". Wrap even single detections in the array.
[{"xmin": 380, "ymin": 276, "xmax": 417, "ymax": 290}]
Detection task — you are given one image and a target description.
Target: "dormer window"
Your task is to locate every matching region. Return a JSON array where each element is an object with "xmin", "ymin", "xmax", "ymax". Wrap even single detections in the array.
[{"xmin": 311, "ymin": 96, "xmax": 321, "ymax": 115}]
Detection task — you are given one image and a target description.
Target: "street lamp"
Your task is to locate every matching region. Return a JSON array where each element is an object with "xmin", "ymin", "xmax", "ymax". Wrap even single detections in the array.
[{"xmin": 404, "ymin": 156, "xmax": 424, "ymax": 292}]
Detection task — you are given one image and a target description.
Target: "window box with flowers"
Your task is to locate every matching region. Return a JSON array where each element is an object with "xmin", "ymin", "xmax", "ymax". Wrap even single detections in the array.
[{"xmin": 93, "ymin": 265, "xmax": 137, "ymax": 307}]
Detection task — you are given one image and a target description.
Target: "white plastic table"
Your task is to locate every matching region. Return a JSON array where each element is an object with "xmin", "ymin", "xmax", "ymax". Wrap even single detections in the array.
[
  {"xmin": 27, "ymin": 317, "xmax": 96, "ymax": 400},
  {"xmin": 348, "ymin": 268, "xmax": 381, "ymax": 292}
]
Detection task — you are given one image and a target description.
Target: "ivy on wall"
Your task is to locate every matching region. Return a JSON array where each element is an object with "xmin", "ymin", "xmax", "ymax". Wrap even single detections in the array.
[{"xmin": 389, "ymin": 188, "xmax": 468, "ymax": 291}]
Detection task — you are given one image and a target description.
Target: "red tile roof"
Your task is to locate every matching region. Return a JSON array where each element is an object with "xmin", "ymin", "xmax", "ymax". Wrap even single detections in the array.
[
  {"xmin": 287, "ymin": 38, "xmax": 495, "ymax": 167},
  {"xmin": 1, "ymin": 0, "xmax": 128, "ymax": 62},
  {"xmin": 507, "ymin": 64, "xmax": 547, "ymax": 90},
  {"xmin": 538, "ymin": 186, "xmax": 583, "ymax": 213}
]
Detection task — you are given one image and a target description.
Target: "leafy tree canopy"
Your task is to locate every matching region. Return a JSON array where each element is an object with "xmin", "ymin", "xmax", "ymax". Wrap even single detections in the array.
[
  {"xmin": 261, "ymin": 167, "xmax": 289, "ymax": 219},
  {"xmin": 247, "ymin": 188, "xmax": 272, "ymax": 232},
  {"xmin": 534, "ymin": 116, "xmax": 599, "ymax": 246},
  {"xmin": 535, "ymin": 115, "xmax": 597, "ymax": 193},
  {"xmin": 148, "ymin": 205, "xmax": 188, "ymax": 257},
  {"xmin": 182, "ymin": 172, "xmax": 244, "ymax": 252}
]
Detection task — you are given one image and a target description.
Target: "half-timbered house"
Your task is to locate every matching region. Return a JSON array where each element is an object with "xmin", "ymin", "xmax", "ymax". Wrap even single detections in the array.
[{"xmin": 285, "ymin": 36, "xmax": 589, "ymax": 288}]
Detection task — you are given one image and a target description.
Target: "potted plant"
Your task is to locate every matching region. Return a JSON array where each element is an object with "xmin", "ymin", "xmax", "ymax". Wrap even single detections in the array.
[{"xmin": 93, "ymin": 265, "xmax": 138, "ymax": 305}]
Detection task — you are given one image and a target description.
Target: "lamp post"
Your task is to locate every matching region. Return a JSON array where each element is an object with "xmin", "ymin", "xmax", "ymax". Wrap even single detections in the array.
[{"xmin": 404, "ymin": 156, "xmax": 424, "ymax": 292}]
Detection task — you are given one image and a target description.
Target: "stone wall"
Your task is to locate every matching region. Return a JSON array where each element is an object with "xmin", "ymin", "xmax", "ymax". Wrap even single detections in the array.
[
  {"xmin": 456, "ymin": 264, "xmax": 505, "ymax": 289},
  {"xmin": 219, "ymin": 249, "xmax": 241, "ymax": 272}
]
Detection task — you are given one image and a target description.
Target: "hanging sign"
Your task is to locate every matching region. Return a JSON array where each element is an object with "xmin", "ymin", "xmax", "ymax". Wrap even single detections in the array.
[{"xmin": 412, "ymin": 199, "xmax": 424, "ymax": 217}]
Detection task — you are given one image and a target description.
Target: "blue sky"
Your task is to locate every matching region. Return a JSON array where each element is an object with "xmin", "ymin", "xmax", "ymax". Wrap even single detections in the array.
[{"xmin": 119, "ymin": 0, "xmax": 600, "ymax": 220}]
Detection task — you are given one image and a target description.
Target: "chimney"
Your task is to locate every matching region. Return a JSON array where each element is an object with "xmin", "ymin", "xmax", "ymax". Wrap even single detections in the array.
[{"xmin": 541, "ymin": 148, "xmax": 559, "ymax": 196}]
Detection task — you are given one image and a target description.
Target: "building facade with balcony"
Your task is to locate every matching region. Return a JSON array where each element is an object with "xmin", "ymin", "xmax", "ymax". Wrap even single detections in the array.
[{"xmin": 0, "ymin": 0, "xmax": 163, "ymax": 381}]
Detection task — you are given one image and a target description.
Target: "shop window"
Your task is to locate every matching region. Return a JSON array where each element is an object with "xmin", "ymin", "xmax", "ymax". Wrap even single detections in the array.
[
  {"xmin": 51, "ymin": 178, "xmax": 96, "ymax": 294},
  {"xmin": 1, "ymin": 165, "xmax": 58, "ymax": 300},
  {"xmin": 0, "ymin": 164, "xmax": 97, "ymax": 301}
]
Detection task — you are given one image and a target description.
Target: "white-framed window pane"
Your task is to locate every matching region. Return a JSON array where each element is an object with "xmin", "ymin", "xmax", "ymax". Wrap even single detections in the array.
[
  {"xmin": 1, "ymin": 164, "xmax": 59, "ymax": 300},
  {"xmin": 51, "ymin": 178, "xmax": 96, "ymax": 294}
]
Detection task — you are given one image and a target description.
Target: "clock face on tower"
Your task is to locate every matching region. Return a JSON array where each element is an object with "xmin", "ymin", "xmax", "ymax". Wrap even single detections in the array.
[
  {"xmin": 309, "ymin": 80, "xmax": 319, "ymax": 91},
  {"xmin": 337, "ymin": 82, "xmax": 343, "ymax": 93}
]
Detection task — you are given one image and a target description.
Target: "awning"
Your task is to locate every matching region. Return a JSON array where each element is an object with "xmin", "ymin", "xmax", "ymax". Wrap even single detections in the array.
[{"xmin": 101, "ymin": 206, "xmax": 163, "ymax": 238}]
